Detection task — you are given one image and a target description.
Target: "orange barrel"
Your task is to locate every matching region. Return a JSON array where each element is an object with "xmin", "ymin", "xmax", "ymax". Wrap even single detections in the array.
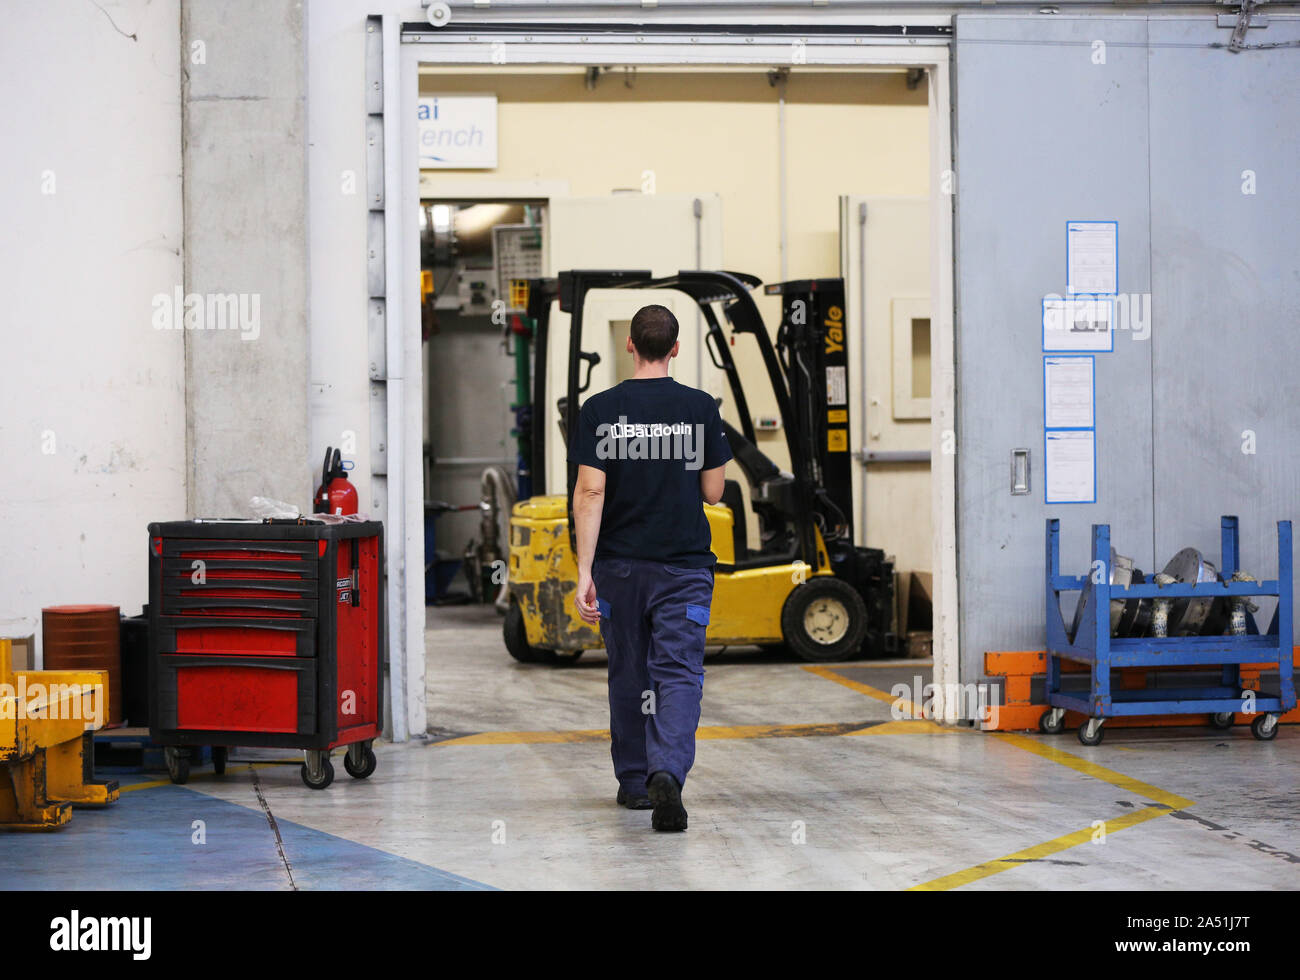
[{"xmin": 42, "ymin": 604, "xmax": 122, "ymax": 726}]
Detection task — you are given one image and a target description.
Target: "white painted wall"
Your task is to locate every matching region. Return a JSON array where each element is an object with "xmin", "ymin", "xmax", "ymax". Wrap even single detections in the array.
[
  {"xmin": 0, "ymin": 0, "xmax": 184, "ymax": 662},
  {"xmin": 307, "ymin": 3, "xmax": 378, "ymax": 516},
  {"xmin": 307, "ymin": 4, "xmax": 432, "ymax": 741}
]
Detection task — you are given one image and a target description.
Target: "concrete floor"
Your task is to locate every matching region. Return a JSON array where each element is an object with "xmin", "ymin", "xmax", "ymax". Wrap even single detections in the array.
[{"xmin": 4, "ymin": 603, "xmax": 1298, "ymax": 890}]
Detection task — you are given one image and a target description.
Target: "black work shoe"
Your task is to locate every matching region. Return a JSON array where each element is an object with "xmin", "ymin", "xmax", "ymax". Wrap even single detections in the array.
[
  {"xmin": 647, "ymin": 772, "xmax": 688, "ymax": 832},
  {"xmin": 616, "ymin": 787, "xmax": 653, "ymax": 810}
]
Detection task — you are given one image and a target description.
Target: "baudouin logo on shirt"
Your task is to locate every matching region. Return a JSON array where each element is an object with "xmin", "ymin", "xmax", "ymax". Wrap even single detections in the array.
[{"xmin": 595, "ymin": 416, "xmax": 707, "ymax": 470}]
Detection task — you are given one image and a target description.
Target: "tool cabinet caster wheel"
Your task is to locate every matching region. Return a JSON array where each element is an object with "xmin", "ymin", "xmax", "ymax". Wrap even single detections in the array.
[
  {"xmin": 165, "ymin": 746, "xmax": 190, "ymax": 785},
  {"xmin": 1038, "ymin": 709, "xmax": 1065, "ymax": 735},
  {"xmin": 301, "ymin": 757, "xmax": 335, "ymax": 790},
  {"xmin": 344, "ymin": 744, "xmax": 377, "ymax": 779},
  {"xmin": 1077, "ymin": 719, "xmax": 1105, "ymax": 746},
  {"xmin": 1208, "ymin": 712, "xmax": 1235, "ymax": 731},
  {"xmin": 211, "ymin": 746, "xmax": 228, "ymax": 775},
  {"xmin": 1251, "ymin": 714, "xmax": 1279, "ymax": 741}
]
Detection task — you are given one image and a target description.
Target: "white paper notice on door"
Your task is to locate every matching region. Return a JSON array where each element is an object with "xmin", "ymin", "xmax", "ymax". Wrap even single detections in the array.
[
  {"xmin": 1066, "ymin": 221, "xmax": 1117, "ymax": 295},
  {"xmin": 1045, "ymin": 429, "xmax": 1096, "ymax": 504},
  {"xmin": 1043, "ymin": 295, "xmax": 1113, "ymax": 352},
  {"xmin": 1044, "ymin": 356, "xmax": 1094, "ymax": 429}
]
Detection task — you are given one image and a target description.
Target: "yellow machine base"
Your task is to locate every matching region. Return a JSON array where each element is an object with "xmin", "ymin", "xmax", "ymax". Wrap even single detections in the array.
[{"xmin": 0, "ymin": 638, "xmax": 120, "ymax": 830}]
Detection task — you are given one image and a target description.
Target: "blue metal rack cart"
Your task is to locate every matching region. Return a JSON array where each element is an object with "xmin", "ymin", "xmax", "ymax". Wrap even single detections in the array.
[{"xmin": 1042, "ymin": 516, "xmax": 1294, "ymax": 745}]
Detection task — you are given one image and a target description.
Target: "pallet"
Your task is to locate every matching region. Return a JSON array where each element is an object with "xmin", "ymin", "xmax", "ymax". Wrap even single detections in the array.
[{"xmin": 983, "ymin": 648, "xmax": 1300, "ymax": 731}]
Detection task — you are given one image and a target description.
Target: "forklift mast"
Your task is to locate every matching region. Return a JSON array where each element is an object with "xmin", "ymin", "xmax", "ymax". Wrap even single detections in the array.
[
  {"xmin": 766, "ymin": 279, "xmax": 854, "ymax": 545},
  {"xmin": 520, "ymin": 277, "xmax": 559, "ymax": 497}
]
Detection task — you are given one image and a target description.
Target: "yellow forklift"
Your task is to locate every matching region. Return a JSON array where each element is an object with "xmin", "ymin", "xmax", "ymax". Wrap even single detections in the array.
[{"xmin": 503, "ymin": 269, "xmax": 894, "ymax": 663}]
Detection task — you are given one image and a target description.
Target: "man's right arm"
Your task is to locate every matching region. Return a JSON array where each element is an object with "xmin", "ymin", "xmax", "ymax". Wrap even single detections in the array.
[
  {"xmin": 569, "ymin": 398, "xmax": 608, "ymax": 625},
  {"xmin": 573, "ymin": 464, "xmax": 606, "ymax": 624}
]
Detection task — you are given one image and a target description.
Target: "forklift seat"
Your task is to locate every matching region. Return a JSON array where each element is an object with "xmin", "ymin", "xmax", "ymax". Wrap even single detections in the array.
[{"xmin": 720, "ymin": 479, "xmax": 748, "ymax": 562}]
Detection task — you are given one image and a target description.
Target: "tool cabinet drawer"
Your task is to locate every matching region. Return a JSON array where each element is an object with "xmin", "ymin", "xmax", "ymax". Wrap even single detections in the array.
[
  {"xmin": 155, "ymin": 655, "xmax": 317, "ymax": 735},
  {"xmin": 157, "ymin": 538, "xmax": 322, "ymax": 618},
  {"xmin": 156, "ymin": 616, "xmax": 318, "ymax": 658}
]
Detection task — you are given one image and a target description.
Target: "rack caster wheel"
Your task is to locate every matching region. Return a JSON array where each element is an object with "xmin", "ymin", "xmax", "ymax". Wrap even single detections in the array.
[
  {"xmin": 211, "ymin": 745, "xmax": 228, "ymax": 775},
  {"xmin": 1078, "ymin": 719, "xmax": 1105, "ymax": 746},
  {"xmin": 1251, "ymin": 714, "xmax": 1279, "ymax": 741},
  {"xmin": 1208, "ymin": 712, "xmax": 1235, "ymax": 731},
  {"xmin": 1038, "ymin": 708, "xmax": 1065, "ymax": 735},
  {"xmin": 164, "ymin": 746, "xmax": 190, "ymax": 784},
  {"xmin": 344, "ymin": 742, "xmax": 377, "ymax": 779},
  {"xmin": 301, "ymin": 754, "xmax": 335, "ymax": 790}
]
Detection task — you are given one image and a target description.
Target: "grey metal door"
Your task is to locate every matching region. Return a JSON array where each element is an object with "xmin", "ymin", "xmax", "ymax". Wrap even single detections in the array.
[
  {"xmin": 953, "ymin": 15, "xmax": 1158, "ymax": 683},
  {"xmin": 954, "ymin": 13, "xmax": 1300, "ymax": 687},
  {"xmin": 1147, "ymin": 18, "xmax": 1300, "ymax": 614}
]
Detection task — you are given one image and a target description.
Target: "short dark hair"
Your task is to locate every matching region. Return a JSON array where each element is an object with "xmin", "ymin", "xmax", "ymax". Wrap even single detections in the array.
[{"xmin": 629, "ymin": 304, "xmax": 679, "ymax": 361}]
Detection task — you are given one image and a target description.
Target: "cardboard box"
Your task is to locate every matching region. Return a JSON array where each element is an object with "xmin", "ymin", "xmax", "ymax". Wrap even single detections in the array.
[{"xmin": 3, "ymin": 634, "xmax": 35, "ymax": 670}]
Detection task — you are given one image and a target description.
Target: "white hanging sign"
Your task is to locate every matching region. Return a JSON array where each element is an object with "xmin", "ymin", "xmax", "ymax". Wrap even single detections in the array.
[{"xmin": 418, "ymin": 95, "xmax": 498, "ymax": 169}]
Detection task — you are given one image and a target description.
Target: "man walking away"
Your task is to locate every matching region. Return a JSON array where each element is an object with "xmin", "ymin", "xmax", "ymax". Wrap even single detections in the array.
[{"xmin": 569, "ymin": 304, "xmax": 732, "ymax": 832}]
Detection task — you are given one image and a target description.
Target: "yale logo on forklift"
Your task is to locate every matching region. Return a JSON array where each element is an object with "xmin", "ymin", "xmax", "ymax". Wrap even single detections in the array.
[{"xmin": 824, "ymin": 304, "xmax": 845, "ymax": 354}]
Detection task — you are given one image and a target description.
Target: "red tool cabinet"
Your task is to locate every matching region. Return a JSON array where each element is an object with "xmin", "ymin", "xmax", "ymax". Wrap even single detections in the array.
[{"xmin": 147, "ymin": 518, "xmax": 384, "ymax": 790}]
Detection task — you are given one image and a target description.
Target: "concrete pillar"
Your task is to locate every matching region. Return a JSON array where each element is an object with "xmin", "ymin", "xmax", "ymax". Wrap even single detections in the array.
[{"xmin": 182, "ymin": 0, "xmax": 309, "ymax": 515}]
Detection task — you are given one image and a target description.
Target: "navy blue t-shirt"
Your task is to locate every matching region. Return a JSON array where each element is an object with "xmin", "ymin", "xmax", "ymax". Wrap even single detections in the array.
[{"xmin": 570, "ymin": 377, "xmax": 733, "ymax": 568}]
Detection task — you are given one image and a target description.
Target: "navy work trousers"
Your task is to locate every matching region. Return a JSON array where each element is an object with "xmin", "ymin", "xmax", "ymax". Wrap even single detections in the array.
[{"xmin": 592, "ymin": 556, "xmax": 713, "ymax": 793}]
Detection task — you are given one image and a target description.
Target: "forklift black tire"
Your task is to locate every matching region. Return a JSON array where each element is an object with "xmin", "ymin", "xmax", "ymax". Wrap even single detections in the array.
[
  {"xmin": 211, "ymin": 745, "xmax": 227, "ymax": 775},
  {"xmin": 344, "ymin": 746, "xmax": 377, "ymax": 779},
  {"xmin": 780, "ymin": 577, "xmax": 870, "ymax": 663},
  {"xmin": 504, "ymin": 601, "xmax": 545, "ymax": 663},
  {"xmin": 165, "ymin": 747, "xmax": 190, "ymax": 785},
  {"xmin": 301, "ymin": 758, "xmax": 335, "ymax": 790}
]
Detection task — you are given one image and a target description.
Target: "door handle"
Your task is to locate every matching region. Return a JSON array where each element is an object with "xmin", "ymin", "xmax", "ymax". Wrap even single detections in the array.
[{"xmin": 1011, "ymin": 448, "xmax": 1031, "ymax": 495}]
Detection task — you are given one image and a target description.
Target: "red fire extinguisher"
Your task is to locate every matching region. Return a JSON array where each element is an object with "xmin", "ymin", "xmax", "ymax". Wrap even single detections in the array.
[{"xmin": 313, "ymin": 447, "xmax": 358, "ymax": 516}]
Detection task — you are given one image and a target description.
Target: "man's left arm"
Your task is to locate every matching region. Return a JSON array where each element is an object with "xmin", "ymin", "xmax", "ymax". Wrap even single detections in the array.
[
  {"xmin": 698, "ymin": 399, "xmax": 734, "ymax": 505},
  {"xmin": 700, "ymin": 465, "xmax": 725, "ymax": 505}
]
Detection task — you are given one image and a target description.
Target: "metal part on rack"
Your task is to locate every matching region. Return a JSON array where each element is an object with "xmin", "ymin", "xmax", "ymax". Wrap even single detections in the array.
[
  {"xmin": 1228, "ymin": 570, "xmax": 1260, "ymax": 636},
  {"xmin": 1162, "ymin": 548, "xmax": 1220, "ymax": 636},
  {"xmin": 1150, "ymin": 572, "xmax": 1176, "ymax": 638},
  {"xmin": 1108, "ymin": 549, "xmax": 1135, "ymax": 636}
]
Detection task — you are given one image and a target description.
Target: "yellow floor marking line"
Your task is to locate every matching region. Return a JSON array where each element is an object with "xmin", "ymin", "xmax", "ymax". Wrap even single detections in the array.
[
  {"xmin": 438, "ymin": 728, "xmax": 609, "ymax": 746},
  {"xmin": 990, "ymin": 732, "xmax": 1195, "ymax": 810},
  {"xmin": 909, "ymin": 805, "xmax": 1170, "ymax": 891},
  {"xmin": 806, "ymin": 663, "xmax": 1199, "ymax": 889},
  {"xmin": 697, "ymin": 721, "xmax": 869, "ymax": 740},
  {"xmin": 844, "ymin": 719, "xmax": 950, "ymax": 736},
  {"xmin": 118, "ymin": 759, "xmax": 304, "ymax": 792},
  {"xmin": 804, "ymin": 665, "xmax": 1193, "ymax": 807},
  {"xmin": 909, "ymin": 739, "xmax": 1194, "ymax": 890},
  {"xmin": 120, "ymin": 779, "xmax": 173, "ymax": 793},
  {"xmin": 801, "ymin": 664, "xmax": 925, "ymax": 718},
  {"xmin": 437, "ymin": 720, "xmax": 879, "ymax": 747}
]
